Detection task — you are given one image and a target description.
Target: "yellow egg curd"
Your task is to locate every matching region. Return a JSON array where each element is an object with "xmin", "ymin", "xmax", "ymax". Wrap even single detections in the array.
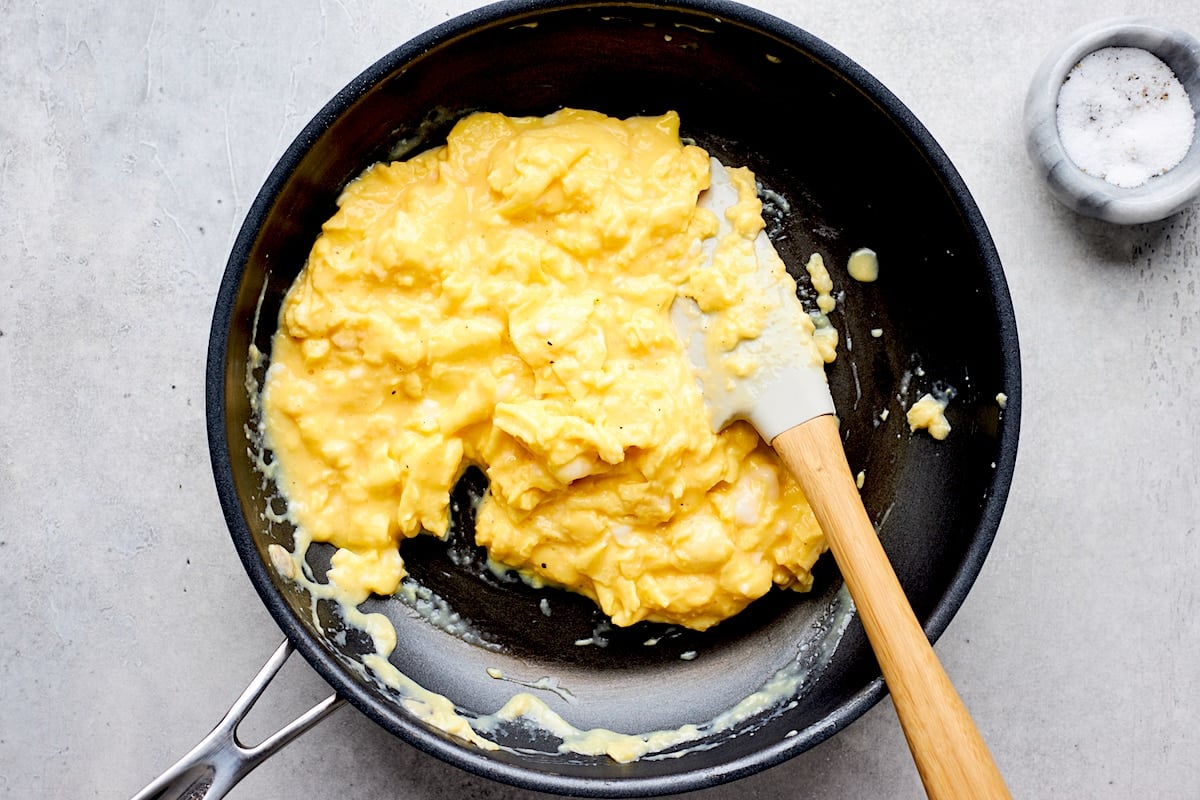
[{"xmin": 262, "ymin": 108, "xmax": 828, "ymax": 631}]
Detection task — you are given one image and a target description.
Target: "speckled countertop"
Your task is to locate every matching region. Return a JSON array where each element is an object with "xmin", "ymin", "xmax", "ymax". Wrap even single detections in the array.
[{"xmin": 3, "ymin": 2, "xmax": 1200, "ymax": 798}]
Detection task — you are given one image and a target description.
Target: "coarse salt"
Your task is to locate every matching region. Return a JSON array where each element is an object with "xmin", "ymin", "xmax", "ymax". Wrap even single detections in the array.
[{"xmin": 1056, "ymin": 46, "xmax": 1196, "ymax": 188}]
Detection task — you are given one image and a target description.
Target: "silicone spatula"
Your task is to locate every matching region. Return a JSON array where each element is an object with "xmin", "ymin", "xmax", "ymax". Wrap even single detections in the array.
[{"xmin": 671, "ymin": 158, "xmax": 1010, "ymax": 800}]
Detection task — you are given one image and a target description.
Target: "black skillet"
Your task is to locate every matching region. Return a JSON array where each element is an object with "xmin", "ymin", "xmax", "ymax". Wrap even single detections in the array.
[{"xmin": 190, "ymin": 0, "xmax": 1020, "ymax": 796}]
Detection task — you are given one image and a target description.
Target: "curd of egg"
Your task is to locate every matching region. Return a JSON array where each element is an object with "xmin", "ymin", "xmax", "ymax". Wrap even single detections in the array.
[
  {"xmin": 907, "ymin": 392, "xmax": 952, "ymax": 440},
  {"xmin": 261, "ymin": 109, "xmax": 829, "ymax": 632},
  {"xmin": 846, "ymin": 247, "xmax": 879, "ymax": 283}
]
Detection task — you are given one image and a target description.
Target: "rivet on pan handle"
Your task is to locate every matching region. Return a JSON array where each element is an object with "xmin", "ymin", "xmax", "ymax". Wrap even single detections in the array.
[{"xmin": 130, "ymin": 640, "xmax": 346, "ymax": 800}]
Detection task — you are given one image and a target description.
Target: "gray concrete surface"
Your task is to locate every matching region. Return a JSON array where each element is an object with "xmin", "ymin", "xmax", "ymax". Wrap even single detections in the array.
[{"xmin": 3, "ymin": 1, "xmax": 1199, "ymax": 798}]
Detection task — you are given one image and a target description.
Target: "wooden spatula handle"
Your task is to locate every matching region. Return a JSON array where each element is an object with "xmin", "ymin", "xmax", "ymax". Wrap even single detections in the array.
[{"xmin": 772, "ymin": 414, "xmax": 1010, "ymax": 800}]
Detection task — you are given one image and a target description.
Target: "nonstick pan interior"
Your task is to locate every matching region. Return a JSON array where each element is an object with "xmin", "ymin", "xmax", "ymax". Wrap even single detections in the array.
[{"xmin": 206, "ymin": 1, "xmax": 1020, "ymax": 796}]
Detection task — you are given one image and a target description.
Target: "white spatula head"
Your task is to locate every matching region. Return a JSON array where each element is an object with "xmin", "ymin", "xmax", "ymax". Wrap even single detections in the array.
[{"xmin": 671, "ymin": 158, "xmax": 835, "ymax": 442}]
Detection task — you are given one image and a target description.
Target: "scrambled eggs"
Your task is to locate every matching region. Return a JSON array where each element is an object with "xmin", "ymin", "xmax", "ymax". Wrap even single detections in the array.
[
  {"xmin": 262, "ymin": 109, "xmax": 828, "ymax": 631},
  {"xmin": 907, "ymin": 393, "xmax": 952, "ymax": 440}
]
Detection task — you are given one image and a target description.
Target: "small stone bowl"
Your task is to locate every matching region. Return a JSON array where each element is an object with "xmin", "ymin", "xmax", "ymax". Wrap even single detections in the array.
[{"xmin": 1024, "ymin": 17, "xmax": 1200, "ymax": 224}]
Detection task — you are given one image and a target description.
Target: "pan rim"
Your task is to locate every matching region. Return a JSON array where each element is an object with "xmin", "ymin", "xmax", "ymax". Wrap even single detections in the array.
[{"xmin": 205, "ymin": 0, "xmax": 1021, "ymax": 796}]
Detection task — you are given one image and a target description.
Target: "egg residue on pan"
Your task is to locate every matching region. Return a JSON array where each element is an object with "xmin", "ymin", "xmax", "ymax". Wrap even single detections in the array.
[{"xmin": 261, "ymin": 108, "xmax": 832, "ymax": 632}]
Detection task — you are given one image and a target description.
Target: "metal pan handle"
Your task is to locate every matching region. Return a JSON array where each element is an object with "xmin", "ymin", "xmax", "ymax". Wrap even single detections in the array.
[{"xmin": 131, "ymin": 640, "xmax": 346, "ymax": 800}]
